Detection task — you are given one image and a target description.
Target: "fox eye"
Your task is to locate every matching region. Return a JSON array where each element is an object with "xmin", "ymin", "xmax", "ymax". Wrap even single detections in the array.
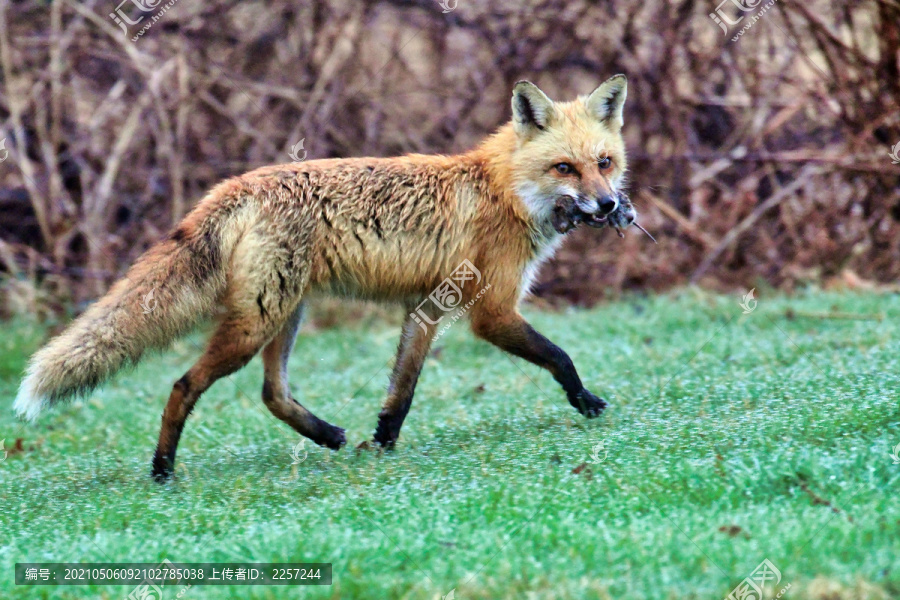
[
  {"xmin": 554, "ymin": 162, "xmax": 575, "ymax": 175},
  {"xmin": 597, "ymin": 157, "xmax": 612, "ymax": 169}
]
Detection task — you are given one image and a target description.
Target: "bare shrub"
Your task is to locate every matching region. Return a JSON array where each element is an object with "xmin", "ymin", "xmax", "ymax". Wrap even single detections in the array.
[{"xmin": 0, "ymin": 0, "xmax": 898, "ymax": 312}]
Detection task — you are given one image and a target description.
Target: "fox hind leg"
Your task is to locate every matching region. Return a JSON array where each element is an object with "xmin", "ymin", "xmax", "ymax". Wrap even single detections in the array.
[
  {"xmin": 151, "ymin": 316, "xmax": 276, "ymax": 481},
  {"xmin": 260, "ymin": 302, "xmax": 346, "ymax": 450},
  {"xmin": 373, "ymin": 310, "xmax": 437, "ymax": 448}
]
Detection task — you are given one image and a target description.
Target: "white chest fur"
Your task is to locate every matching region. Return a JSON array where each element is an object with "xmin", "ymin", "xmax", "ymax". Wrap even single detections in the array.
[{"xmin": 520, "ymin": 232, "xmax": 565, "ymax": 301}]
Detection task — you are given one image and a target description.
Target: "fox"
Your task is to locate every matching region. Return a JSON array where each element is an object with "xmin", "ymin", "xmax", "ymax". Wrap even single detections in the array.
[{"xmin": 14, "ymin": 75, "xmax": 638, "ymax": 480}]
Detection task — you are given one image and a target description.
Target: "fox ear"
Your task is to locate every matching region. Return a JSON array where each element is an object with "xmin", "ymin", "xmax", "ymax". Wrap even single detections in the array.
[
  {"xmin": 587, "ymin": 75, "xmax": 627, "ymax": 132},
  {"xmin": 511, "ymin": 81, "xmax": 555, "ymax": 136}
]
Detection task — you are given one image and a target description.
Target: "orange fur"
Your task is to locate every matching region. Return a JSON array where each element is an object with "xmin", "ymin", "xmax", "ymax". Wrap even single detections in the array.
[{"xmin": 15, "ymin": 76, "xmax": 631, "ymax": 476}]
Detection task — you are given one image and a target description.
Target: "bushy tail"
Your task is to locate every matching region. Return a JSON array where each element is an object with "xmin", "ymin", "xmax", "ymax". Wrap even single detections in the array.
[{"xmin": 14, "ymin": 227, "xmax": 228, "ymax": 420}]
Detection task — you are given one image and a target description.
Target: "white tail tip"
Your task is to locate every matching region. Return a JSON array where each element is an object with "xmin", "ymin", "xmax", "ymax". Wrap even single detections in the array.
[{"xmin": 14, "ymin": 374, "xmax": 46, "ymax": 421}]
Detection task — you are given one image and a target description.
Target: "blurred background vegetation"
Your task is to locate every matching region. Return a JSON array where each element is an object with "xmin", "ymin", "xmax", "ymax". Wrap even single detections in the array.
[{"xmin": 0, "ymin": 0, "xmax": 898, "ymax": 319}]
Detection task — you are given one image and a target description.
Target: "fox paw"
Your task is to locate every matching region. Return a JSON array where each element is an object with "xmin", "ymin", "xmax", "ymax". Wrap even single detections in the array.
[
  {"xmin": 150, "ymin": 455, "xmax": 175, "ymax": 482},
  {"xmin": 372, "ymin": 410, "xmax": 406, "ymax": 449},
  {"xmin": 570, "ymin": 389, "xmax": 607, "ymax": 418},
  {"xmin": 372, "ymin": 428, "xmax": 399, "ymax": 449},
  {"xmin": 312, "ymin": 422, "xmax": 346, "ymax": 450}
]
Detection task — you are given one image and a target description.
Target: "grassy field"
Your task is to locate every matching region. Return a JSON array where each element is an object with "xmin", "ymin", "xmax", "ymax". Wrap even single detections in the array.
[{"xmin": 1, "ymin": 289, "xmax": 898, "ymax": 599}]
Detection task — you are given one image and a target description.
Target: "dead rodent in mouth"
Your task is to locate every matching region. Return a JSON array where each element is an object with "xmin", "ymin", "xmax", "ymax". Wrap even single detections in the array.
[
  {"xmin": 551, "ymin": 196, "xmax": 582, "ymax": 233},
  {"xmin": 551, "ymin": 193, "xmax": 656, "ymax": 242},
  {"xmin": 551, "ymin": 193, "xmax": 628, "ymax": 233}
]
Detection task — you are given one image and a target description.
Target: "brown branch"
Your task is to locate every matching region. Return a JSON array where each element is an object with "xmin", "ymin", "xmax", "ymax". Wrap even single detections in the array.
[{"xmin": 690, "ymin": 165, "xmax": 824, "ymax": 283}]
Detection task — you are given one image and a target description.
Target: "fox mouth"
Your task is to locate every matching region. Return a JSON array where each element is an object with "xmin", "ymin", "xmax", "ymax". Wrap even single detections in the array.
[{"xmin": 551, "ymin": 193, "xmax": 634, "ymax": 234}]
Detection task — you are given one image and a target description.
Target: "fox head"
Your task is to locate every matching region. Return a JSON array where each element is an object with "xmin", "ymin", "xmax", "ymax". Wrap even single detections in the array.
[{"xmin": 508, "ymin": 75, "xmax": 628, "ymax": 233}]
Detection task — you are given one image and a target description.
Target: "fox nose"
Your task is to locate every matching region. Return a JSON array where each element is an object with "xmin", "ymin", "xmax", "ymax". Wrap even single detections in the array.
[{"xmin": 597, "ymin": 195, "xmax": 618, "ymax": 215}]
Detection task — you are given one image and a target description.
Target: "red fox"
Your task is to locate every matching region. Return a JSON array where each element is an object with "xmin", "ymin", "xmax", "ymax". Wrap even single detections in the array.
[{"xmin": 15, "ymin": 76, "xmax": 637, "ymax": 480}]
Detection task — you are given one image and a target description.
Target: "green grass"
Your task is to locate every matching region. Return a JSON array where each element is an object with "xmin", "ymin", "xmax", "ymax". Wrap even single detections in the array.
[{"xmin": 1, "ymin": 288, "xmax": 899, "ymax": 599}]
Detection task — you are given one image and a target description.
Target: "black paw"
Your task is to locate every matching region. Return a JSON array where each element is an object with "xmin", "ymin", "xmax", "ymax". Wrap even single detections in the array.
[
  {"xmin": 373, "ymin": 411, "xmax": 405, "ymax": 449},
  {"xmin": 313, "ymin": 423, "xmax": 346, "ymax": 450},
  {"xmin": 372, "ymin": 429, "xmax": 398, "ymax": 449},
  {"xmin": 150, "ymin": 455, "xmax": 174, "ymax": 482},
  {"xmin": 569, "ymin": 389, "xmax": 607, "ymax": 418}
]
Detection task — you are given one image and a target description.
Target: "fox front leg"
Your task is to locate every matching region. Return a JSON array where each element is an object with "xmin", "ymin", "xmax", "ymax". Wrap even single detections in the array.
[{"xmin": 470, "ymin": 311, "xmax": 607, "ymax": 417}]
